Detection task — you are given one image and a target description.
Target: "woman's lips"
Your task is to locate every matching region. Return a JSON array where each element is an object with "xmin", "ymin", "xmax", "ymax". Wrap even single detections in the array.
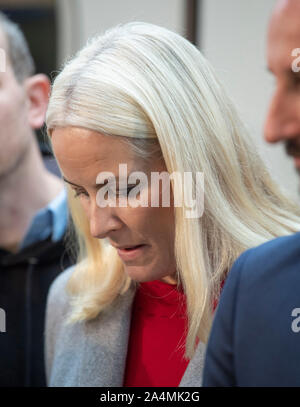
[{"xmin": 117, "ymin": 244, "xmax": 147, "ymax": 261}]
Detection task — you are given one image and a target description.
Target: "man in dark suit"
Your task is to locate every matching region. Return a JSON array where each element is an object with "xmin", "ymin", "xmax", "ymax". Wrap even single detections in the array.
[
  {"xmin": 203, "ymin": 0, "xmax": 300, "ymax": 386},
  {"xmin": 203, "ymin": 233, "xmax": 300, "ymax": 386}
]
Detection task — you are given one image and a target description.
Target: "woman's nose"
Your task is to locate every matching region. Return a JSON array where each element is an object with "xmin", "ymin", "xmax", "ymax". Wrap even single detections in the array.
[{"xmin": 89, "ymin": 201, "xmax": 122, "ymax": 239}]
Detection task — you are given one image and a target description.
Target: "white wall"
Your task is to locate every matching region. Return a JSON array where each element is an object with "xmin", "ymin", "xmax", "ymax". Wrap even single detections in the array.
[
  {"xmin": 57, "ymin": 0, "xmax": 186, "ymax": 63},
  {"xmin": 199, "ymin": 0, "xmax": 299, "ymax": 201},
  {"xmin": 79, "ymin": 0, "xmax": 185, "ymax": 47}
]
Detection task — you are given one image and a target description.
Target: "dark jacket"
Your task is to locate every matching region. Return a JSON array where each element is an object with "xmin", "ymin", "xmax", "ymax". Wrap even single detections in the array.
[
  {"xmin": 0, "ymin": 235, "xmax": 73, "ymax": 387},
  {"xmin": 203, "ymin": 232, "xmax": 300, "ymax": 387}
]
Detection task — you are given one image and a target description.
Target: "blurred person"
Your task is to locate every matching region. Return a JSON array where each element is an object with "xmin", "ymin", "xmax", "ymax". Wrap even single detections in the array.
[
  {"xmin": 0, "ymin": 12, "xmax": 73, "ymax": 387},
  {"xmin": 45, "ymin": 22, "xmax": 300, "ymax": 387},
  {"xmin": 203, "ymin": 0, "xmax": 300, "ymax": 386},
  {"xmin": 264, "ymin": 0, "xmax": 300, "ymax": 173}
]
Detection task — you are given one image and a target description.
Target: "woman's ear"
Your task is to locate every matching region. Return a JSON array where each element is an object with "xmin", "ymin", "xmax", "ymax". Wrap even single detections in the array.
[{"xmin": 24, "ymin": 73, "xmax": 50, "ymax": 129}]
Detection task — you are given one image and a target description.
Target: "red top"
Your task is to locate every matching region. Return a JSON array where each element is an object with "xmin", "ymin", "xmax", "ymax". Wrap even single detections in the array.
[{"xmin": 123, "ymin": 279, "xmax": 225, "ymax": 387}]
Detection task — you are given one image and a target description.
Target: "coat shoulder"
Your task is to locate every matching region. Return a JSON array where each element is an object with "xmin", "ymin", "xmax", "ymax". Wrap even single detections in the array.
[
  {"xmin": 232, "ymin": 231, "xmax": 300, "ymax": 285},
  {"xmin": 203, "ymin": 232, "xmax": 300, "ymax": 386},
  {"xmin": 47, "ymin": 265, "xmax": 75, "ymax": 310}
]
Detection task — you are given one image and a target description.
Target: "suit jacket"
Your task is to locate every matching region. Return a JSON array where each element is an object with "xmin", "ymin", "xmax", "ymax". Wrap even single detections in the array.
[
  {"xmin": 45, "ymin": 267, "xmax": 206, "ymax": 386},
  {"xmin": 203, "ymin": 232, "xmax": 300, "ymax": 387}
]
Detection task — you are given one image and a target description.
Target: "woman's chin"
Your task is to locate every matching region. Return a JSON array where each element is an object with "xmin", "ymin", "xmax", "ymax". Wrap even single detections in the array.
[
  {"xmin": 123, "ymin": 265, "xmax": 176, "ymax": 284},
  {"xmin": 123, "ymin": 265, "xmax": 158, "ymax": 283}
]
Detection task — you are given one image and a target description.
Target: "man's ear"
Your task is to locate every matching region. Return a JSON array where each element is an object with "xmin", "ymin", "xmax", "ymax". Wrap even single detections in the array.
[{"xmin": 24, "ymin": 74, "xmax": 50, "ymax": 129}]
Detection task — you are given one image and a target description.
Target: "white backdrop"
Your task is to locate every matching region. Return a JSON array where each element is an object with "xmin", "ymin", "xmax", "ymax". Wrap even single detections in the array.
[
  {"xmin": 199, "ymin": 0, "xmax": 299, "ymax": 201},
  {"xmin": 56, "ymin": 0, "xmax": 186, "ymax": 64}
]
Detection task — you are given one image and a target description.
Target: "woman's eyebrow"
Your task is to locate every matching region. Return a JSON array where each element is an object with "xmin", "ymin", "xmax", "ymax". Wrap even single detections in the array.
[
  {"xmin": 62, "ymin": 177, "xmax": 81, "ymax": 187},
  {"xmin": 62, "ymin": 177, "xmax": 107, "ymax": 188},
  {"xmin": 62, "ymin": 175, "xmax": 135, "ymax": 188}
]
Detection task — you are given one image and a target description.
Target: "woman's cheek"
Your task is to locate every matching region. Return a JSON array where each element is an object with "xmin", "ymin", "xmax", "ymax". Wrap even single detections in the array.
[{"xmin": 77, "ymin": 194, "xmax": 91, "ymax": 218}]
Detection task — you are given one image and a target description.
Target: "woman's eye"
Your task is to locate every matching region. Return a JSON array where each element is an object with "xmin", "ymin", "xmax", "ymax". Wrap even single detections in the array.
[
  {"xmin": 290, "ymin": 74, "xmax": 300, "ymax": 89},
  {"xmin": 294, "ymin": 77, "xmax": 300, "ymax": 88},
  {"xmin": 73, "ymin": 189, "xmax": 89, "ymax": 199},
  {"xmin": 73, "ymin": 185, "xmax": 138, "ymax": 200},
  {"xmin": 116, "ymin": 186, "xmax": 136, "ymax": 197}
]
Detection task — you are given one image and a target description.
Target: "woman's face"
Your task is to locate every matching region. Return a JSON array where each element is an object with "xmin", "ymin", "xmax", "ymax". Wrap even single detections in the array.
[{"xmin": 51, "ymin": 126, "xmax": 177, "ymax": 284}]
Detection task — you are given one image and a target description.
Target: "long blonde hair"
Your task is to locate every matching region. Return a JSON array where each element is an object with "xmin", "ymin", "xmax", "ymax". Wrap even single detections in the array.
[{"xmin": 46, "ymin": 22, "xmax": 300, "ymax": 359}]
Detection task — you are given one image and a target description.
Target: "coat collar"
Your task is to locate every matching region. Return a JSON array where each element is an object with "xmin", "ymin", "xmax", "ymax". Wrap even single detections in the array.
[
  {"xmin": 78, "ymin": 285, "xmax": 205, "ymax": 387},
  {"xmin": 49, "ymin": 281, "xmax": 205, "ymax": 386}
]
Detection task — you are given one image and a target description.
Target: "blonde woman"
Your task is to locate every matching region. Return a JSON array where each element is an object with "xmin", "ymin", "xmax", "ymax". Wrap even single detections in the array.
[{"xmin": 45, "ymin": 22, "xmax": 300, "ymax": 387}]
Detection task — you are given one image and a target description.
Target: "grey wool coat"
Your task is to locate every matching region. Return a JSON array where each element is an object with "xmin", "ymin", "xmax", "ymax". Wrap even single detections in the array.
[{"xmin": 45, "ymin": 266, "xmax": 206, "ymax": 387}]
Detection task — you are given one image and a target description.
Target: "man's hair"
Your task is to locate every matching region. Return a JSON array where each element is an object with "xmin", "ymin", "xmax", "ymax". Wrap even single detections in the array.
[{"xmin": 0, "ymin": 11, "xmax": 35, "ymax": 82}]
